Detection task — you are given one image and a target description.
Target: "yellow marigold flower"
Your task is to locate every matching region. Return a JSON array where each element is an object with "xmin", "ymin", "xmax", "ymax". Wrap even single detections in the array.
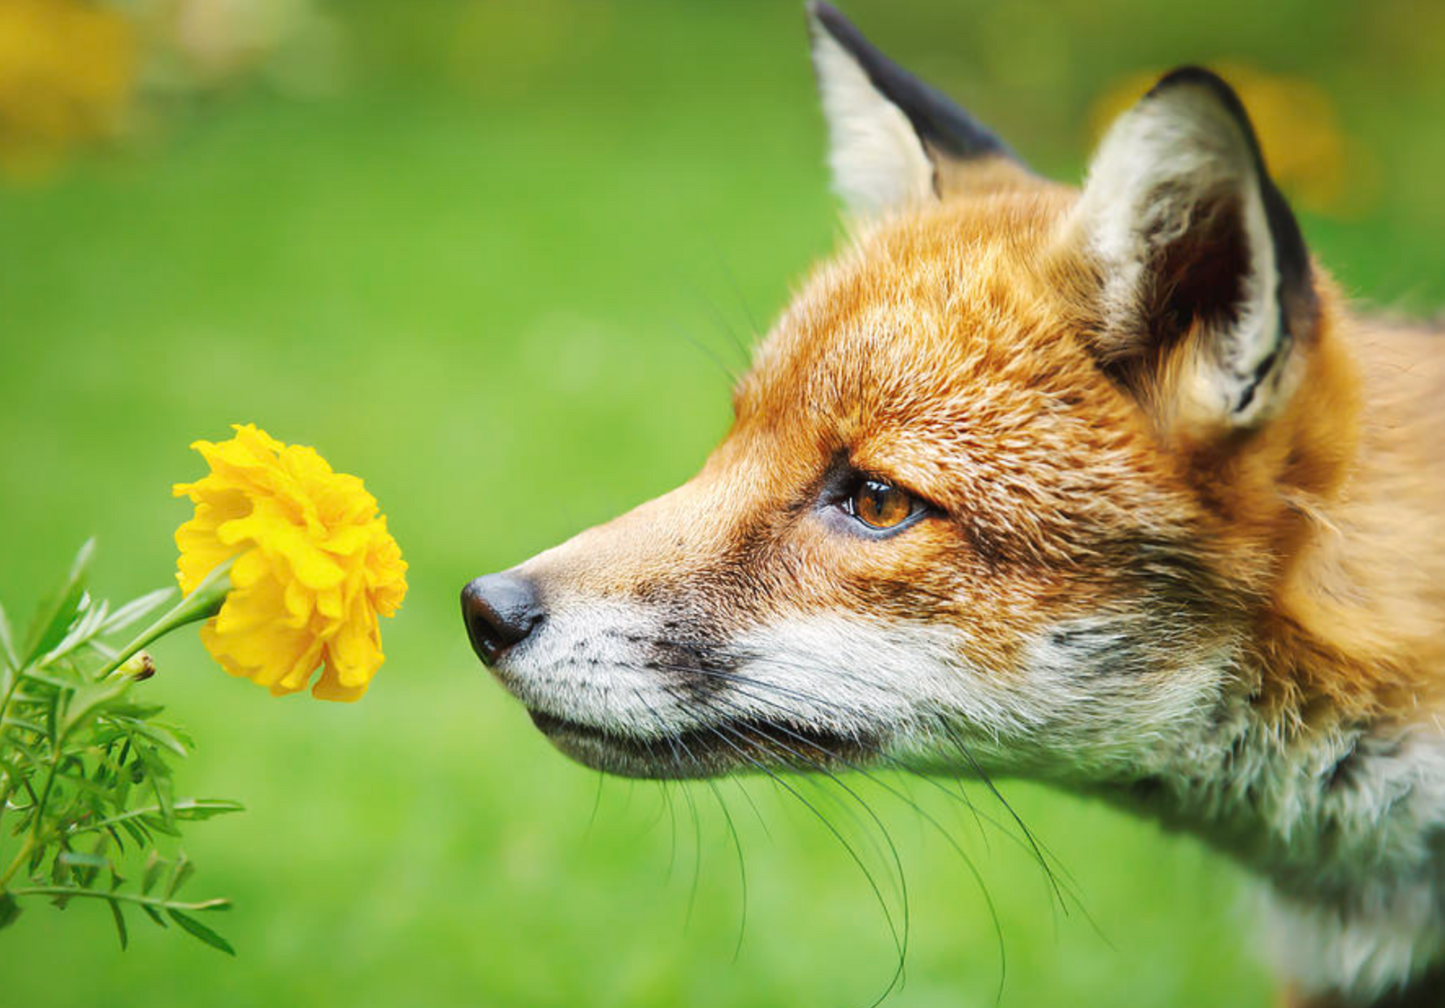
[{"xmin": 172, "ymin": 424, "xmax": 407, "ymax": 701}]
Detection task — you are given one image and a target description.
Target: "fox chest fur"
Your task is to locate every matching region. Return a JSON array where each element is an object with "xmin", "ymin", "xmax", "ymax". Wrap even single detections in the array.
[{"xmin": 462, "ymin": 5, "xmax": 1445, "ymax": 1005}]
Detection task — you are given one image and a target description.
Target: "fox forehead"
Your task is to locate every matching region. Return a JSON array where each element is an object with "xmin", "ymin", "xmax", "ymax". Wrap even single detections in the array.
[{"xmin": 725, "ymin": 188, "xmax": 1201, "ymax": 565}]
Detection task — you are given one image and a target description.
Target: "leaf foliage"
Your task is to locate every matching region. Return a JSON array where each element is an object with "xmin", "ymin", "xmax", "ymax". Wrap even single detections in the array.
[{"xmin": 0, "ymin": 542, "xmax": 242, "ymax": 954}]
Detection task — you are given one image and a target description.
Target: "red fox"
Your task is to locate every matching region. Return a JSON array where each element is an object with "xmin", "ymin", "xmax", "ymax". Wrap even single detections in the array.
[{"xmin": 462, "ymin": 4, "xmax": 1445, "ymax": 1005}]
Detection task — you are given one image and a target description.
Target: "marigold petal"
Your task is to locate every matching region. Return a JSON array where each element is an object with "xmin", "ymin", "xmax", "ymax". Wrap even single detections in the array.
[
  {"xmin": 229, "ymin": 548, "xmax": 270, "ymax": 590},
  {"xmin": 282, "ymin": 578, "xmax": 313, "ymax": 628},
  {"xmin": 175, "ymin": 522, "xmax": 240, "ymax": 595},
  {"xmin": 315, "ymin": 586, "xmax": 345, "ymax": 621},
  {"xmin": 282, "ymin": 541, "xmax": 346, "ymax": 590},
  {"xmin": 199, "ymin": 613, "xmax": 318, "ymax": 696},
  {"xmin": 322, "ymin": 523, "xmax": 372, "ymax": 557},
  {"xmin": 213, "ymin": 570, "xmax": 283, "ymax": 635},
  {"xmin": 311, "ymin": 663, "xmax": 368, "ymax": 702},
  {"xmin": 325, "ymin": 598, "xmax": 383, "ymax": 688},
  {"xmin": 231, "ymin": 423, "xmax": 286, "ymax": 455}
]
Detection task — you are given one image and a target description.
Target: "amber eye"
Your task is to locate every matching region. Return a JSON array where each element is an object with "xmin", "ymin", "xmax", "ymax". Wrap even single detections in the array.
[{"xmin": 850, "ymin": 479, "xmax": 916, "ymax": 531}]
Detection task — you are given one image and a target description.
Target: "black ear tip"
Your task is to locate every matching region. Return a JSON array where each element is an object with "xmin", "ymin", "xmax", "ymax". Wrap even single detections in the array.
[
  {"xmin": 806, "ymin": 1, "xmax": 846, "ymax": 32},
  {"xmin": 1147, "ymin": 66, "xmax": 1253, "ymax": 125},
  {"xmin": 1148, "ymin": 65, "xmax": 1236, "ymax": 98},
  {"xmin": 807, "ymin": 1, "xmax": 862, "ymax": 51},
  {"xmin": 804, "ymin": 0, "xmax": 1018, "ymax": 166},
  {"xmin": 1144, "ymin": 64, "xmax": 1265, "ymax": 163}
]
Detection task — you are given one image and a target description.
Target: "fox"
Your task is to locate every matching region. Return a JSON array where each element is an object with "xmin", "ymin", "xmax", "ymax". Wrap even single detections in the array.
[{"xmin": 460, "ymin": 4, "xmax": 1445, "ymax": 1005}]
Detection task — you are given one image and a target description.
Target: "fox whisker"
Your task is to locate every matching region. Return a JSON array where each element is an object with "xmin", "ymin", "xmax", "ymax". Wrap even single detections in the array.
[
  {"xmin": 700, "ymin": 714, "xmax": 910, "ymax": 1008},
  {"xmin": 652, "ymin": 657, "xmax": 1076, "ymax": 914}
]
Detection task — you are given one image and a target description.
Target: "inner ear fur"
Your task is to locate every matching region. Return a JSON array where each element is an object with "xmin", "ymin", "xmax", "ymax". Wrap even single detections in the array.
[{"xmin": 1069, "ymin": 67, "xmax": 1319, "ymax": 437}]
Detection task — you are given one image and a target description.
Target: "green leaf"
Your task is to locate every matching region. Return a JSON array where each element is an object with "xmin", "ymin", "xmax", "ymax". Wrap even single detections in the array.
[
  {"xmin": 43, "ymin": 688, "xmax": 60, "ymax": 747},
  {"xmin": 70, "ymin": 798, "xmax": 245, "ymax": 837},
  {"xmin": 102, "ymin": 702, "xmax": 165, "ymax": 720},
  {"xmin": 0, "ymin": 600, "xmax": 18, "ymax": 671},
  {"xmin": 166, "ymin": 854, "xmax": 195, "ymax": 898},
  {"xmin": 0, "ymin": 892, "xmax": 20, "ymax": 930},
  {"xmin": 108, "ymin": 898, "xmax": 129, "ymax": 950},
  {"xmin": 141, "ymin": 851, "xmax": 165, "ymax": 896},
  {"xmin": 44, "ymin": 600, "xmax": 110, "ymax": 663},
  {"xmin": 22, "ymin": 539, "xmax": 95, "ymax": 667},
  {"xmin": 140, "ymin": 903, "xmax": 167, "ymax": 928},
  {"xmin": 4, "ymin": 735, "xmax": 47, "ymax": 772},
  {"xmin": 1, "ymin": 717, "xmax": 45, "ymax": 733},
  {"xmin": 167, "ymin": 909, "xmax": 234, "ymax": 956},
  {"xmin": 57, "ymin": 851, "xmax": 110, "ymax": 869},
  {"xmin": 20, "ymin": 669, "xmax": 81, "ymax": 691},
  {"xmin": 130, "ymin": 742, "xmax": 175, "ymax": 830},
  {"xmin": 60, "ymin": 853, "xmax": 101, "ymax": 888},
  {"xmin": 159, "ymin": 722, "xmax": 196, "ymax": 751},
  {"xmin": 108, "ymin": 718, "xmax": 188, "ymax": 759},
  {"xmin": 53, "ymin": 766, "xmax": 114, "ymax": 797},
  {"xmin": 173, "ymin": 798, "xmax": 246, "ymax": 821},
  {"xmin": 121, "ymin": 818, "xmax": 150, "ymax": 847},
  {"xmin": 100, "ymin": 588, "xmax": 176, "ymax": 637},
  {"xmin": 61, "ymin": 678, "xmax": 132, "ymax": 740}
]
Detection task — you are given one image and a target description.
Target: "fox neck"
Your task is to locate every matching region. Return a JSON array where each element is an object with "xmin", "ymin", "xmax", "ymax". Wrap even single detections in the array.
[
  {"xmin": 1100, "ymin": 309, "xmax": 1445, "ymax": 998},
  {"xmin": 1095, "ymin": 669, "xmax": 1445, "ymax": 1000},
  {"xmin": 1122, "ymin": 300, "xmax": 1445, "ymax": 865},
  {"xmin": 1114, "ymin": 686, "xmax": 1445, "ymax": 893}
]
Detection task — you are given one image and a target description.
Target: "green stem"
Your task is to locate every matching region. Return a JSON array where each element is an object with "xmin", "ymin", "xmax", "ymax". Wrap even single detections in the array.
[
  {"xmin": 0, "ymin": 666, "xmax": 22, "ymax": 747},
  {"xmin": 9, "ymin": 885, "xmax": 229, "ymax": 912},
  {"xmin": 25, "ymin": 743, "xmax": 61, "ymax": 864},
  {"xmin": 0, "ymin": 834, "xmax": 36, "ymax": 892},
  {"xmin": 0, "ymin": 663, "xmax": 34, "ymax": 843},
  {"xmin": 66, "ymin": 798, "xmax": 243, "ymax": 837},
  {"xmin": 0, "ymin": 670, "xmax": 16, "ymax": 714},
  {"xmin": 96, "ymin": 559, "xmax": 235, "ymax": 679}
]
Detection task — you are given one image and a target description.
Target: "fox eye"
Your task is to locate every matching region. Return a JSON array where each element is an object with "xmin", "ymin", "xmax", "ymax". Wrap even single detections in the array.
[{"xmin": 848, "ymin": 479, "xmax": 917, "ymax": 531}]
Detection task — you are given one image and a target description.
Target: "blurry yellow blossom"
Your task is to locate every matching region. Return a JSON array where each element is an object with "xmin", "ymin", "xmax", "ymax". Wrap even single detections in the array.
[
  {"xmin": 0, "ymin": 0, "xmax": 136, "ymax": 178},
  {"xmin": 173, "ymin": 424, "xmax": 407, "ymax": 701},
  {"xmin": 1089, "ymin": 63, "xmax": 1378, "ymax": 217}
]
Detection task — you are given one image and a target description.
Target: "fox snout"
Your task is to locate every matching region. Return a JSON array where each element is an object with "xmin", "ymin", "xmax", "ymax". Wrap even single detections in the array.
[{"xmin": 461, "ymin": 572, "xmax": 545, "ymax": 666}]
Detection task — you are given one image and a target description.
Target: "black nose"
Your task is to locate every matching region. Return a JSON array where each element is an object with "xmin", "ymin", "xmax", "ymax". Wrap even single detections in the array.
[{"xmin": 461, "ymin": 573, "xmax": 545, "ymax": 665}]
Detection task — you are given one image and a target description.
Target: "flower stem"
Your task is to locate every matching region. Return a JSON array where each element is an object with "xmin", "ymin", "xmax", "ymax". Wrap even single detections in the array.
[
  {"xmin": 0, "ymin": 834, "xmax": 36, "ymax": 892},
  {"xmin": 96, "ymin": 559, "xmax": 235, "ymax": 680},
  {"xmin": 0, "ymin": 668, "xmax": 21, "ymax": 838},
  {"xmin": 9, "ymin": 885, "xmax": 229, "ymax": 912}
]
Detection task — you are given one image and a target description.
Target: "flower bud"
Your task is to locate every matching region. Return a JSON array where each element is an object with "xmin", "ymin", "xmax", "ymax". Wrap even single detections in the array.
[{"xmin": 119, "ymin": 650, "xmax": 156, "ymax": 681}]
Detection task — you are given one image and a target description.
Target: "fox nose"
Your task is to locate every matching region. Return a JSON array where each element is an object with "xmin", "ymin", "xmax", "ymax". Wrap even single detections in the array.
[{"xmin": 461, "ymin": 573, "xmax": 545, "ymax": 665}]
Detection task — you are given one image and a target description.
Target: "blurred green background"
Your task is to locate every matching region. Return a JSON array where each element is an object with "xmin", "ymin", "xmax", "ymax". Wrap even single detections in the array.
[{"xmin": 2, "ymin": 0, "xmax": 1443, "ymax": 1005}]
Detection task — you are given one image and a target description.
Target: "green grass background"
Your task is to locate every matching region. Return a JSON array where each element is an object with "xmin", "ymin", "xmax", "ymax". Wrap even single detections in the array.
[{"xmin": 2, "ymin": 1, "xmax": 1443, "ymax": 1005}]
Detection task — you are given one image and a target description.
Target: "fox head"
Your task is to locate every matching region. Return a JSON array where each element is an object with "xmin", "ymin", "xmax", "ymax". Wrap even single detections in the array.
[{"xmin": 462, "ymin": 3, "xmax": 1358, "ymax": 787}]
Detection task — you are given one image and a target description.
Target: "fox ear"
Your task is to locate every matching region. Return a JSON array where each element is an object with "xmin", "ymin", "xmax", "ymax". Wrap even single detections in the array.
[
  {"xmin": 806, "ymin": 1, "xmax": 1025, "ymax": 215},
  {"xmin": 1074, "ymin": 67, "xmax": 1317, "ymax": 432}
]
